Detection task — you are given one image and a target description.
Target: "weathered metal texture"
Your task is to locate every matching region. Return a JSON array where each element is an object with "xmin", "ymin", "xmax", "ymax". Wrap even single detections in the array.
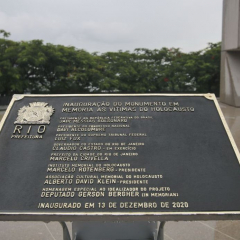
[{"xmin": 0, "ymin": 94, "xmax": 240, "ymax": 221}]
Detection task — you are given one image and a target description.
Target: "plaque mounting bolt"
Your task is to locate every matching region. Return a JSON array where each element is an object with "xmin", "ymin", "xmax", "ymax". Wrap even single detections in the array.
[{"xmin": 204, "ymin": 93, "xmax": 214, "ymax": 100}]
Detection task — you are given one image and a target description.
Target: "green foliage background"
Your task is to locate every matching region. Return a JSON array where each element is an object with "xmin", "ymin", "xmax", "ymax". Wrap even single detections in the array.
[{"xmin": 0, "ymin": 30, "xmax": 221, "ymax": 96}]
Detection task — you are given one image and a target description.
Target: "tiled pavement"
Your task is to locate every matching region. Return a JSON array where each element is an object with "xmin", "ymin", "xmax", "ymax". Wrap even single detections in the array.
[{"xmin": 0, "ymin": 101, "xmax": 240, "ymax": 240}]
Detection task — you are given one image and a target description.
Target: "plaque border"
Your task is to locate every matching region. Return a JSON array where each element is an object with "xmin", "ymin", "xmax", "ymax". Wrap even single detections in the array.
[{"xmin": 1, "ymin": 93, "xmax": 240, "ymax": 221}]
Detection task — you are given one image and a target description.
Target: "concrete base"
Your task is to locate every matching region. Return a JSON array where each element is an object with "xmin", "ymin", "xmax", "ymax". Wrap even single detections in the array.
[
  {"xmin": 220, "ymin": 0, "xmax": 240, "ymax": 107},
  {"xmin": 220, "ymin": 51, "xmax": 240, "ymax": 107}
]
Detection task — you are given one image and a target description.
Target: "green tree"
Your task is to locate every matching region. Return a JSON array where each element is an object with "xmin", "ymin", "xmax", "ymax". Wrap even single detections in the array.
[
  {"xmin": 17, "ymin": 40, "xmax": 103, "ymax": 93},
  {"xmin": 0, "ymin": 30, "xmax": 11, "ymax": 38},
  {"xmin": 0, "ymin": 29, "xmax": 221, "ymax": 96},
  {"xmin": 184, "ymin": 42, "xmax": 221, "ymax": 95},
  {"xmin": 0, "ymin": 37, "xmax": 24, "ymax": 95},
  {"xmin": 99, "ymin": 48, "xmax": 197, "ymax": 93}
]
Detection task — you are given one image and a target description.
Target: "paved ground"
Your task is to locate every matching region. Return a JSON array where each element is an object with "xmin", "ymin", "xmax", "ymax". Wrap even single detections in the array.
[{"xmin": 0, "ymin": 101, "xmax": 240, "ymax": 240}]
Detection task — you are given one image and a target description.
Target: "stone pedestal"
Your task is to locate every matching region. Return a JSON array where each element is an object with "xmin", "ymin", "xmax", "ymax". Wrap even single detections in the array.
[{"xmin": 220, "ymin": 0, "xmax": 240, "ymax": 107}]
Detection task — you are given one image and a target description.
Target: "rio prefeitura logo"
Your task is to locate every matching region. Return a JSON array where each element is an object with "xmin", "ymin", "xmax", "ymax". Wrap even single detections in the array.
[{"xmin": 14, "ymin": 102, "xmax": 55, "ymax": 125}]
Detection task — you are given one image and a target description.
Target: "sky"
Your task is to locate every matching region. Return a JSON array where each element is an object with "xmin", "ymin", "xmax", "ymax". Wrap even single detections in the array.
[{"xmin": 0, "ymin": 0, "xmax": 223, "ymax": 53}]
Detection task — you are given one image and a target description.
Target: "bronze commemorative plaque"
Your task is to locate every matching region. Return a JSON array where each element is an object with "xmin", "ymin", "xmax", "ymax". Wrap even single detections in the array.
[{"xmin": 0, "ymin": 94, "xmax": 240, "ymax": 221}]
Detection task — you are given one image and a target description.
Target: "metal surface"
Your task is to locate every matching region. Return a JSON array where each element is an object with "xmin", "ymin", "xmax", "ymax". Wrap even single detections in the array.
[
  {"xmin": 0, "ymin": 94, "xmax": 240, "ymax": 221},
  {"xmin": 157, "ymin": 222, "xmax": 166, "ymax": 240},
  {"xmin": 72, "ymin": 221, "xmax": 157, "ymax": 240},
  {"xmin": 59, "ymin": 222, "xmax": 71, "ymax": 240},
  {"xmin": 0, "ymin": 93, "xmax": 219, "ymax": 132},
  {"xmin": 14, "ymin": 102, "xmax": 54, "ymax": 124}
]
